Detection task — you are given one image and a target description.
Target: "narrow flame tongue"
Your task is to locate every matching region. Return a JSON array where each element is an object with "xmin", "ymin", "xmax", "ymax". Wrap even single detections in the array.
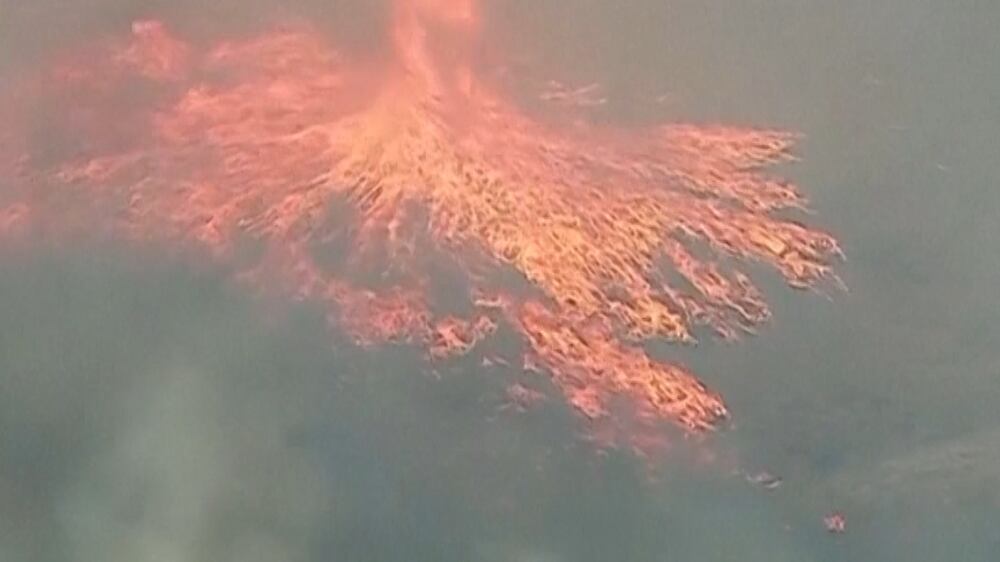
[
  {"xmin": 391, "ymin": 0, "xmax": 481, "ymax": 96},
  {"xmin": 410, "ymin": 0, "xmax": 478, "ymax": 28},
  {"xmin": 393, "ymin": 0, "xmax": 480, "ymax": 41}
]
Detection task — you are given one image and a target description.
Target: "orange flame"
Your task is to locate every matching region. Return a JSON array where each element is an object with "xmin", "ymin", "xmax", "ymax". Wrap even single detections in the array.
[{"xmin": 0, "ymin": 1, "xmax": 842, "ymax": 457}]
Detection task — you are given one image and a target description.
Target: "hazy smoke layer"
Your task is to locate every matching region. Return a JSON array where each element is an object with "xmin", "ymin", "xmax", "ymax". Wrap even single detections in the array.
[
  {"xmin": 0, "ymin": 0, "xmax": 388, "ymax": 69},
  {"xmin": 0, "ymin": 250, "xmax": 669, "ymax": 562}
]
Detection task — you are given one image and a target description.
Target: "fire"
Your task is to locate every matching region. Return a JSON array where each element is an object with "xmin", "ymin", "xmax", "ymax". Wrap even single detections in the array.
[{"xmin": 0, "ymin": 0, "xmax": 842, "ymax": 456}]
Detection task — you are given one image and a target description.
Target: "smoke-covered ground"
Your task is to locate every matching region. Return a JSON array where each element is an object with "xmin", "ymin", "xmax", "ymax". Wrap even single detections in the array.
[{"xmin": 2, "ymin": 1, "xmax": 999, "ymax": 560}]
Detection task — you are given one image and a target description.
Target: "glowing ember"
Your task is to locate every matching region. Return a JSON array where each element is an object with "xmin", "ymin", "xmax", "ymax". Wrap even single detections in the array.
[
  {"xmin": 0, "ymin": 1, "xmax": 842, "ymax": 456},
  {"xmin": 823, "ymin": 511, "xmax": 847, "ymax": 534}
]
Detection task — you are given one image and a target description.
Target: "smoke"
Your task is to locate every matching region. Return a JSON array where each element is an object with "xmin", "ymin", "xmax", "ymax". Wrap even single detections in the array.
[
  {"xmin": 0, "ymin": 249, "xmax": 651, "ymax": 562},
  {"xmin": 0, "ymin": 250, "xmax": 342, "ymax": 561},
  {"xmin": 0, "ymin": 248, "xmax": 810, "ymax": 562},
  {"xmin": 54, "ymin": 365, "xmax": 332, "ymax": 562},
  {"xmin": 5, "ymin": 0, "xmax": 998, "ymax": 560},
  {"xmin": 0, "ymin": 0, "xmax": 390, "ymax": 75}
]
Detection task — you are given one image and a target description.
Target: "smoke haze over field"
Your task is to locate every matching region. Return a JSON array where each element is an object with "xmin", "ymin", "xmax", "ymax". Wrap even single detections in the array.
[
  {"xmin": 0, "ymin": 1, "xmax": 387, "ymax": 65},
  {"xmin": 2, "ymin": 1, "xmax": 1000, "ymax": 561},
  {"xmin": 0, "ymin": 250, "xmax": 722, "ymax": 561}
]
